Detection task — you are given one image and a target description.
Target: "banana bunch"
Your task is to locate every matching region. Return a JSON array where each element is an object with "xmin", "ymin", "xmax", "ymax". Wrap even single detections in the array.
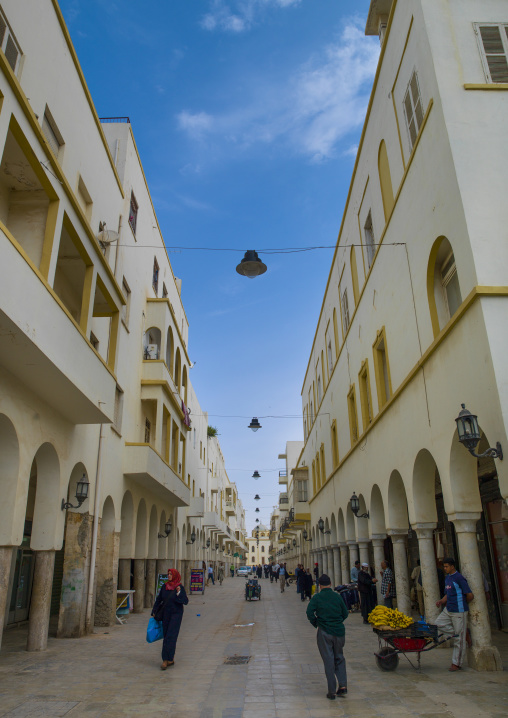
[{"xmin": 368, "ymin": 605, "xmax": 413, "ymax": 629}]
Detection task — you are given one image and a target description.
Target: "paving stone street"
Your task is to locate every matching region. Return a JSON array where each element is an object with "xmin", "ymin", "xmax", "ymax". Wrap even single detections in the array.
[{"xmin": 0, "ymin": 577, "xmax": 507, "ymax": 718}]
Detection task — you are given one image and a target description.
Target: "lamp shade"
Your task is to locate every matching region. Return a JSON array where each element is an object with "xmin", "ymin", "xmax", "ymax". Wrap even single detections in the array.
[
  {"xmin": 236, "ymin": 250, "xmax": 267, "ymax": 278},
  {"xmin": 254, "ymin": 494, "xmax": 260, "ymax": 500},
  {"xmin": 318, "ymin": 517, "xmax": 324, "ymax": 533},
  {"xmin": 252, "ymin": 470, "xmax": 261, "ymax": 479},
  {"xmin": 350, "ymin": 492, "xmax": 360, "ymax": 514},
  {"xmin": 455, "ymin": 403, "xmax": 481, "ymax": 451},
  {"xmin": 255, "ymin": 508, "xmax": 260, "ymax": 512},
  {"xmin": 248, "ymin": 418, "xmax": 262, "ymax": 432},
  {"xmin": 164, "ymin": 518, "xmax": 172, "ymax": 535},
  {"xmin": 76, "ymin": 474, "xmax": 90, "ymax": 504}
]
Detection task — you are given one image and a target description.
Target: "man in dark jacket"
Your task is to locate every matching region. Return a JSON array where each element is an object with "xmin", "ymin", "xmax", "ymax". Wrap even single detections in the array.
[
  {"xmin": 301, "ymin": 568, "xmax": 313, "ymax": 601},
  {"xmin": 306, "ymin": 574, "xmax": 349, "ymax": 700},
  {"xmin": 358, "ymin": 562, "xmax": 377, "ymax": 624}
]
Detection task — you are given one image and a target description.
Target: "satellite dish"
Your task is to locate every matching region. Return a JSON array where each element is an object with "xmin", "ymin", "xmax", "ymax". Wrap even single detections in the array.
[{"xmin": 97, "ymin": 226, "xmax": 120, "ymax": 246}]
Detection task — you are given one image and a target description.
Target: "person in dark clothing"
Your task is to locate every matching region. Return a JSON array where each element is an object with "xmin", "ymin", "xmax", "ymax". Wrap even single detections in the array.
[
  {"xmin": 301, "ymin": 568, "xmax": 314, "ymax": 601},
  {"xmin": 313, "ymin": 562, "xmax": 319, "ymax": 586},
  {"xmin": 256, "ymin": 564, "xmax": 262, "ymax": 579},
  {"xmin": 306, "ymin": 574, "xmax": 348, "ymax": 700},
  {"xmin": 269, "ymin": 562, "xmax": 274, "ymax": 583},
  {"xmin": 152, "ymin": 568, "xmax": 189, "ymax": 670},
  {"xmin": 357, "ymin": 562, "xmax": 377, "ymax": 624}
]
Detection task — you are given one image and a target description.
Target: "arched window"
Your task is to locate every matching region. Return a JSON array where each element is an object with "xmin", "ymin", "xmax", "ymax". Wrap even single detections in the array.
[
  {"xmin": 251, "ymin": 545, "xmax": 255, "ymax": 552},
  {"xmin": 166, "ymin": 327, "xmax": 174, "ymax": 375},
  {"xmin": 427, "ymin": 237, "xmax": 462, "ymax": 337},
  {"xmin": 143, "ymin": 327, "xmax": 161, "ymax": 360},
  {"xmin": 174, "ymin": 347, "xmax": 182, "ymax": 391},
  {"xmin": 261, "ymin": 546, "xmax": 265, "ymax": 553}
]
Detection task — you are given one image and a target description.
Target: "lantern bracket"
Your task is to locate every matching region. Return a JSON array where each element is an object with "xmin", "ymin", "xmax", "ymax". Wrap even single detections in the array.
[{"xmin": 467, "ymin": 442, "xmax": 503, "ymax": 460}]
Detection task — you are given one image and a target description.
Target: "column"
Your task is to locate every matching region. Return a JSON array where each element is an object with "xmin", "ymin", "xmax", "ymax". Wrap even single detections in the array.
[
  {"xmin": 321, "ymin": 549, "xmax": 328, "ymax": 577},
  {"xmin": 388, "ymin": 531, "xmax": 411, "ymax": 616},
  {"xmin": 118, "ymin": 558, "xmax": 131, "ymax": 590},
  {"xmin": 326, "ymin": 548, "xmax": 334, "ymax": 585},
  {"xmin": 339, "ymin": 543, "xmax": 349, "ymax": 585},
  {"xmin": 371, "ymin": 537, "xmax": 386, "ymax": 578},
  {"xmin": 133, "ymin": 559, "xmax": 145, "ymax": 613},
  {"xmin": 58, "ymin": 512, "xmax": 92, "ymax": 638},
  {"xmin": 358, "ymin": 540, "xmax": 369, "ymax": 566},
  {"xmin": 347, "ymin": 540, "xmax": 359, "ymax": 570},
  {"xmin": 0, "ymin": 547, "xmax": 13, "ymax": 650},
  {"xmin": 332, "ymin": 546, "xmax": 341, "ymax": 587},
  {"xmin": 144, "ymin": 559, "xmax": 156, "ymax": 609},
  {"xmin": 414, "ymin": 526, "xmax": 440, "ymax": 623},
  {"xmin": 452, "ymin": 516, "xmax": 502, "ymax": 671},
  {"xmin": 156, "ymin": 558, "xmax": 171, "ymax": 578},
  {"xmin": 94, "ymin": 528, "xmax": 120, "ymax": 628},
  {"xmin": 27, "ymin": 550, "xmax": 55, "ymax": 652}
]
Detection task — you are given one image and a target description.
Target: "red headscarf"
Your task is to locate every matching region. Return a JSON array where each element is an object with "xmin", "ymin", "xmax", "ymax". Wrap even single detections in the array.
[{"xmin": 165, "ymin": 568, "xmax": 181, "ymax": 591}]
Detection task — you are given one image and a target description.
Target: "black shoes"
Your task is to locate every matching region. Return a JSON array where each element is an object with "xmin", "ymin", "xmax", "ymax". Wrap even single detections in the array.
[
  {"xmin": 337, "ymin": 687, "xmax": 347, "ymax": 697},
  {"xmin": 326, "ymin": 693, "xmax": 336, "ymax": 700}
]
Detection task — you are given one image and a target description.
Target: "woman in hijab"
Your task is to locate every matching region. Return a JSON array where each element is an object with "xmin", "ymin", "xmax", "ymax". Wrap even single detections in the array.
[{"xmin": 152, "ymin": 568, "xmax": 189, "ymax": 670}]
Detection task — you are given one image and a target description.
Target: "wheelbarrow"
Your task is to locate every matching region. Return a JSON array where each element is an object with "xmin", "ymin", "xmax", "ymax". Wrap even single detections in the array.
[
  {"xmin": 245, "ymin": 578, "xmax": 261, "ymax": 601},
  {"xmin": 373, "ymin": 622, "xmax": 456, "ymax": 671}
]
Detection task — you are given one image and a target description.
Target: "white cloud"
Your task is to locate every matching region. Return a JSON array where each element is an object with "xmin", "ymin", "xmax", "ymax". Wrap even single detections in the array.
[
  {"xmin": 177, "ymin": 20, "xmax": 379, "ymax": 162},
  {"xmin": 200, "ymin": 0, "xmax": 301, "ymax": 34}
]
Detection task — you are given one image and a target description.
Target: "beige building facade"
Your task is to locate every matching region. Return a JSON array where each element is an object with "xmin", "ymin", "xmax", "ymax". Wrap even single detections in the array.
[
  {"xmin": 289, "ymin": 0, "xmax": 508, "ymax": 672},
  {"xmin": 0, "ymin": 0, "xmax": 246, "ymax": 653}
]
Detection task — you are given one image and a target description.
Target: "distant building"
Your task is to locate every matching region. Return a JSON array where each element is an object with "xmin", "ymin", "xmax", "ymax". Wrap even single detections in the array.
[{"xmin": 246, "ymin": 525, "xmax": 271, "ymax": 566}]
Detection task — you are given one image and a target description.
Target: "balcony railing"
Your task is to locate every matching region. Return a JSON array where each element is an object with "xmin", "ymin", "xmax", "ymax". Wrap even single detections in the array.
[
  {"xmin": 279, "ymin": 497, "xmax": 289, "ymax": 504},
  {"xmin": 279, "ymin": 470, "xmax": 287, "ymax": 477},
  {"xmin": 99, "ymin": 116, "xmax": 131, "ymax": 123}
]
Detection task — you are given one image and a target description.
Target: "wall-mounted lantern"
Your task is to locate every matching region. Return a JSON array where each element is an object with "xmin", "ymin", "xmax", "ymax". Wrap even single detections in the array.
[
  {"xmin": 350, "ymin": 492, "xmax": 369, "ymax": 519},
  {"xmin": 61, "ymin": 474, "xmax": 89, "ymax": 511},
  {"xmin": 455, "ymin": 404, "xmax": 503, "ymax": 459},
  {"xmin": 186, "ymin": 530, "xmax": 196, "ymax": 545},
  {"xmin": 317, "ymin": 517, "xmax": 331, "ymax": 534},
  {"xmin": 158, "ymin": 516, "xmax": 173, "ymax": 538}
]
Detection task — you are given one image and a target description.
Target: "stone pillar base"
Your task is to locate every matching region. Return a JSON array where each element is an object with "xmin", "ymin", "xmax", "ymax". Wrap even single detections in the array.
[
  {"xmin": 27, "ymin": 550, "xmax": 55, "ymax": 652},
  {"xmin": 468, "ymin": 645, "xmax": 503, "ymax": 672}
]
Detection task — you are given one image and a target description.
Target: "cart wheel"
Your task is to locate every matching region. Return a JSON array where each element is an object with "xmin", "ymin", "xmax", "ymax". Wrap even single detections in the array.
[{"xmin": 375, "ymin": 647, "xmax": 399, "ymax": 671}]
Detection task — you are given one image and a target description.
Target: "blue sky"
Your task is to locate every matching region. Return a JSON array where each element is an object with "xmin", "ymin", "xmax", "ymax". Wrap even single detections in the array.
[{"xmin": 60, "ymin": 0, "xmax": 379, "ymax": 537}]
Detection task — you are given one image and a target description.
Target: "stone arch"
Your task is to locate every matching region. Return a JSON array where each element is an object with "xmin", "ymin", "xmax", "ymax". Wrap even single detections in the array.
[
  {"xmin": 330, "ymin": 513, "xmax": 337, "ymax": 544},
  {"xmin": 412, "ymin": 449, "xmax": 440, "ymax": 524},
  {"xmin": 337, "ymin": 509, "xmax": 346, "ymax": 543},
  {"xmin": 449, "ymin": 428, "xmax": 482, "ymax": 514},
  {"xmin": 355, "ymin": 493, "xmax": 369, "ymax": 540},
  {"xmin": 370, "ymin": 484, "xmax": 386, "ymax": 536},
  {"xmin": 30, "ymin": 442, "xmax": 62, "ymax": 550},
  {"xmin": 166, "ymin": 327, "xmax": 174, "ymax": 374},
  {"xmin": 144, "ymin": 326, "xmax": 162, "ymax": 359},
  {"xmin": 148, "ymin": 504, "xmax": 158, "ymax": 559},
  {"xmin": 378, "ymin": 139, "xmax": 394, "ymax": 221},
  {"xmin": 174, "ymin": 347, "xmax": 182, "ymax": 391},
  {"xmin": 427, "ymin": 236, "xmax": 463, "ymax": 338},
  {"xmin": 0, "ymin": 413, "xmax": 20, "ymax": 544},
  {"xmin": 387, "ymin": 470, "xmax": 410, "ymax": 530},
  {"xmin": 65, "ymin": 462, "xmax": 90, "ymax": 514},
  {"xmin": 134, "ymin": 498, "xmax": 148, "ymax": 559},
  {"xmin": 119, "ymin": 491, "xmax": 135, "ymax": 559},
  {"xmin": 345, "ymin": 500, "xmax": 356, "ymax": 541}
]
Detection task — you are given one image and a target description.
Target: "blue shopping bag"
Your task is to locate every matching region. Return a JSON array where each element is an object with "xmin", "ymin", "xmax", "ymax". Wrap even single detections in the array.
[{"xmin": 146, "ymin": 616, "xmax": 164, "ymax": 643}]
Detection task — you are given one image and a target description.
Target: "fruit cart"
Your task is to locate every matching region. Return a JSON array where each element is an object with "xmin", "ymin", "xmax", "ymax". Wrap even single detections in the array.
[
  {"xmin": 245, "ymin": 578, "xmax": 261, "ymax": 601},
  {"xmin": 373, "ymin": 622, "xmax": 455, "ymax": 671}
]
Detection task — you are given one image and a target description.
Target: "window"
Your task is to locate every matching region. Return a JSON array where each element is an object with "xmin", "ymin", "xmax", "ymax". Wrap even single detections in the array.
[
  {"xmin": 315, "ymin": 452, "xmax": 321, "ymax": 490},
  {"xmin": 129, "ymin": 192, "xmax": 138, "ymax": 234},
  {"xmin": 144, "ymin": 418, "xmax": 151, "ymax": 444},
  {"xmin": 77, "ymin": 175, "xmax": 92, "ymax": 223},
  {"xmin": 297, "ymin": 479, "xmax": 308, "ymax": 503},
  {"xmin": 317, "ymin": 374, "xmax": 322, "ymax": 405},
  {"xmin": 475, "ymin": 24, "xmax": 508, "ymax": 83},
  {"xmin": 121, "ymin": 277, "xmax": 131, "ymax": 328},
  {"xmin": 200, "ymin": 441, "xmax": 202, "ymax": 459},
  {"xmin": 440, "ymin": 251, "xmax": 462, "ymax": 319},
  {"xmin": 152, "ymin": 257, "xmax": 159, "ymax": 296},
  {"xmin": 341, "ymin": 286, "xmax": 350, "ymax": 336},
  {"xmin": 403, "ymin": 70, "xmax": 424, "ymax": 150},
  {"xmin": 347, "ymin": 385, "xmax": 359, "ymax": 445},
  {"xmin": 320, "ymin": 444, "xmax": 326, "ymax": 486},
  {"xmin": 261, "ymin": 546, "xmax": 265, "ymax": 553},
  {"xmin": 90, "ymin": 332, "xmax": 99, "ymax": 350},
  {"xmin": 0, "ymin": 10, "xmax": 22, "ymax": 75},
  {"xmin": 162, "ymin": 282, "xmax": 168, "ymax": 299},
  {"xmin": 113, "ymin": 385, "xmax": 124, "ymax": 433},
  {"xmin": 42, "ymin": 107, "xmax": 64, "ymax": 158},
  {"xmin": 331, "ymin": 420, "xmax": 339, "ymax": 468},
  {"xmin": 373, "ymin": 328, "xmax": 392, "ymax": 409},
  {"xmin": 252, "ymin": 545, "xmax": 255, "ymax": 552},
  {"xmin": 364, "ymin": 212, "xmax": 376, "ymax": 269},
  {"xmin": 358, "ymin": 361, "xmax": 373, "ymax": 431}
]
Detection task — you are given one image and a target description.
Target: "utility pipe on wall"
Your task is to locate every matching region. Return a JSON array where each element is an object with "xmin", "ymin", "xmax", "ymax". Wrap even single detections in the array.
[{"xmin": 85, "ymin": 421, "xmax": 105, "ymax": 633}]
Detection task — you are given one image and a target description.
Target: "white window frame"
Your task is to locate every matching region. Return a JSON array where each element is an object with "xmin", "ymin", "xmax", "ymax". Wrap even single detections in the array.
[
  {"xmin": 474, "ymin": 23, "xmax": 508, "ymax": 84},
  {"xmin": 440, "ymin": 251, "xmax": 459, "ymax": 319},
  {"xmin": 403, "ymin": 68, "xmax": 424, "ymax": 151}
]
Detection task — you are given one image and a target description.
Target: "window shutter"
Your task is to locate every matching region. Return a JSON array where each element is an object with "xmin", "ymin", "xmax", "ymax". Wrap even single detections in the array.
[
  {"xmin": 5, "ymin": 34, "xmax": 18, "ymax": 72},
  {"xmin": 42, "ymin": 113, "xmax": 60, "ymax": 155},
  {"xmin": 0, "ymin": 16, "xmax": 6, "ymax": 47},
  {"xmin": 479, "ymin": 25, "xmax": 508, "ymax": 82}
]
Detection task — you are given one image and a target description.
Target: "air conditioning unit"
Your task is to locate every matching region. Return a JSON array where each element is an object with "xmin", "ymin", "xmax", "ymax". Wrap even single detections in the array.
[{"xmin": 144, "ymin": 344, "xmax": 159, "ymax": 360}]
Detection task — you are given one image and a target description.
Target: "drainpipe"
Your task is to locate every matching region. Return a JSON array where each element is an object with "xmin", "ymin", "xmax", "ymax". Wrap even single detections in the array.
[{"xmin": 85, "ymin": 421, "xmax": 105, "ymax": 633}]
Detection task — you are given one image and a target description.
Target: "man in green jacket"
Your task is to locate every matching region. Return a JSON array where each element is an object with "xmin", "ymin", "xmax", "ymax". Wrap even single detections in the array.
[{"xmin": 306, "ymin": 574, "xmax": 348, "ymax": 700}]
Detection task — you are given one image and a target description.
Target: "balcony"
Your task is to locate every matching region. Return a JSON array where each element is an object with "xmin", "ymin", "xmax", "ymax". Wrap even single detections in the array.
[
  {"xmin": 203, "ymin": 511, "xmax": 230, "ymax": 537},
  {"xmin": 225, "ymin": 500, "xmax": 235, "ymax": 515},
  {"xmin": 279, "ymin": 493, "xmax": 289, "ymax": 510},
  {"xmin": 278, "ymin": 470, "xmax": 288, "ymax": 485},
  {"xmin": 124, "ymin": 443, "xmax": 190, "ymax": 506},
  {"xmin": 187, "ymin": 496, "xmax": 205, "ymax": 517},
  {"xmin": 0, "ymin": 232, "xmax": 116, "ymax": 424},
  {"xmin": 141, "ymin": 359, "xmax": 190, "ymax": 427}
]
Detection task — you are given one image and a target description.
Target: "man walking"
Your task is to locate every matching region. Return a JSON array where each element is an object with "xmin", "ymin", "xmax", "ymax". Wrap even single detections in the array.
[
  {"xmin": 358, "ymin": 563, "xmax": 377, "ymax": 623},
  {"xmin": 435, "ymin": 556, "xmax": 474, "ymax": 672},
  {"xmin": 206, "ymin": 564, "xmax": 215, "ymax": 586},
  {"xmin": 301, "ymin": 568, "xmax": 313, "ymax": 601},
  {"xmin": 380, "ymin": 560, "xmax": 396, "ymax": 608},
  {"xmin": 279, "ymin": 563, "xmax": 286, "ymax": 592},
  {"xmin": 306, "ymin": 574, "xmax": 348, "ymax": 700}
]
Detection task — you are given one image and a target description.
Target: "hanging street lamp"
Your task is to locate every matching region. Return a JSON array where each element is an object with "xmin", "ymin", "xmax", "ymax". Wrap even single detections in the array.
[
  {"xmin": 254, "ymin": 494, "xmax": 260, "ymax": 500},
  {"xmin": 236, "ymin": 250, "xmax": 267, "ymax": 278},
  {"xmin": 255, "ymin": 508, "xmax": 260, "ymax": 512},
  {"xmin": 248, "ymin": 418, "xmax": 262, "ymax": 432},
  {"xmin": 252, "ymin": 470, "xmax": 261, "ymax": 479},
  {"xmin": 455, "ymin": 404, "xmax": 503, "ymax": 459},
  {"xmin": 317, "ymin": 517, "xmax": 331, "ymax": 534},
  {"xmin": 61, "ymin": 474, "xmax": 89, "ymax": 511},
  {"xmin": 349, "ymin": 492, "xmax": 369, "ymax": 519},
  {"xmin": 158, "ymin": 516, "xmax": 173, "ymax": 538}
]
